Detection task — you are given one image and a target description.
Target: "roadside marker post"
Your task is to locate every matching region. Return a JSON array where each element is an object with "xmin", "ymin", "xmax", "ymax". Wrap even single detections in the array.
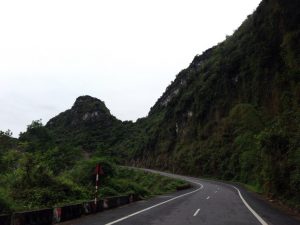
[{"xmin": 95, "ymin": 164, "xmax": 104, "ymax": 205}]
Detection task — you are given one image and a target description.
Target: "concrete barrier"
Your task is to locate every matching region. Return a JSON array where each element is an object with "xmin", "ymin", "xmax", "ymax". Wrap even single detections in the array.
[
  {"xmin": 12, "ymin": 208, "xmax": 53, "ymax": 225},
  {"xmin": 129, "ymin": 194, "xmax": 140, "ymax": 202},
  {"xmin": 95, "ymin": 200, "xmax": 104, "ymax": 213},
  {"xmin": 118, "ymin": 196, "xmax": 130, "ymax": 206},
  {"xmin": 53, "ymin": 207, "xmax": 62, "ymax": 224},
  {"xmin": 0, "ymin": 214, "xmax": 11, "ymax": 225},
  {"xmin": 103, "ymin": 196, "xmax": 120, "ymax": 209},
  {"xmin": 6, "ymin": 194, "xmax": 141, "ymax": 225},
  {"xmin": 82, "ymin": 202, "xmax": 92, "ymax": 215},
  {"xmin": 103, "ymin": 195, "xmax": 132, "ymax": 209},
  {"xmin": 82, "ymin": 200, "xmax": 103, "ymax": 215},
  {"xmin": 59, "ymin": 204, "xmax": 82, "ymax": 222}
]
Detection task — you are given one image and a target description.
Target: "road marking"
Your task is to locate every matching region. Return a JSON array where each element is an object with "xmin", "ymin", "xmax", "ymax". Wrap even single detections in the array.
[
  {"xmin": 193, "ymin": 208, "xmax": 200, "ymax": 217},
  {"xmin": 232, "ymin": 186, "xmax": 268, "ymax": 225},
  {"xmin": 206, "ymin": 196, "xmax": 210, "ymax": 200},
  {"xmin": 105, "ymin": 183, "xmax": 204, "ymax": 225},
  {"xmin": 128, "ymin": 168, "xmax": 268, "ymax": 225}
]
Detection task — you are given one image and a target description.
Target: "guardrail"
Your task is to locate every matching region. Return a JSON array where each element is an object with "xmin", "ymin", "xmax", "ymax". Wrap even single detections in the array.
[
  {"xmin": 0, "ymin": 194, "xmax": 140, "ymax": 225},
  {"xmin": 0, "ymin": 214, "xmax": 11, "ymax": 225}
]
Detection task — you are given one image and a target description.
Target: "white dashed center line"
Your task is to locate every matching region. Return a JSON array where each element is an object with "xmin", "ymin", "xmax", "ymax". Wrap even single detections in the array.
[{"xmin": 193, "ymin": 209, "xmax": 200, "ymax": 217}]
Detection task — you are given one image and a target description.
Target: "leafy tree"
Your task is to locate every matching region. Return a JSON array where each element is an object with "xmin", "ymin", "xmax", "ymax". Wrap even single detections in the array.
[{"xmin": 19, "ymin": 120, "xmax": 53, "ymax": 152}]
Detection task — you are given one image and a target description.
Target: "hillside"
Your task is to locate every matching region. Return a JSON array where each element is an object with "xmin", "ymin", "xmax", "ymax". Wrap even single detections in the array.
[{"xmin": 130, "ymin": 0, "xmax": 300, "ymax": 207}]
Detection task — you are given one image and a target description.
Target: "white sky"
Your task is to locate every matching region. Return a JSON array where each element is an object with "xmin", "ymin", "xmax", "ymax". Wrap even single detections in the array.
[{"xmin": 0, "ymin": 0, "xmax": 261, "ymax": 137}]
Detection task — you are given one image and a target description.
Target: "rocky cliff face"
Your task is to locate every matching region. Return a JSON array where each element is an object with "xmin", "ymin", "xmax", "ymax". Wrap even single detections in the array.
[
  {"xmin": 47, "ymin": 95, "xmax": 117, "ymax": 128},
  {"xmin": 137, "ymin": 0, "xmax": 300, "ymax": 165}
]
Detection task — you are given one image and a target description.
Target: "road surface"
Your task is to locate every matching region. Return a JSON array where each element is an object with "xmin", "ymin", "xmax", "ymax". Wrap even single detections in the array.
[{"xmin": 61, "ymin": 169, "xmax": 300, "ymax": 225}]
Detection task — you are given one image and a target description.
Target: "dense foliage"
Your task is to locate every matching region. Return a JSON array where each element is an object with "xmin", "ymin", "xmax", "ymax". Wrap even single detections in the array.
[{"xmin": 0, "ymin": 124, "xmax": 185, "ymax": 214}]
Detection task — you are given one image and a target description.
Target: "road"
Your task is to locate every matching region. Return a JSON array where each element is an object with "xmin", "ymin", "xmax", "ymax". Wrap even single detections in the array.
[{"xmin": 61, "ymin": 169, "xmax": 300, "ymax": 225}]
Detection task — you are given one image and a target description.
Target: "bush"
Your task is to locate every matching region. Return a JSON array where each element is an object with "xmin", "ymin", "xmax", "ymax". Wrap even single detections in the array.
[
  {"xmin": 0, "ymin": 189, "xmax": 10, "ymax": 213},
  {"xmin": 69, "ymin": 157, "xmax": 116, "ymax": 187}
]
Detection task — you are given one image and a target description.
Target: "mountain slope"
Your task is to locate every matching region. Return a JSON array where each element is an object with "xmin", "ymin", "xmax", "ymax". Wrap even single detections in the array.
[{"xmin": 129, "ymin": 0, "xmax": 300, "ymax": 207}]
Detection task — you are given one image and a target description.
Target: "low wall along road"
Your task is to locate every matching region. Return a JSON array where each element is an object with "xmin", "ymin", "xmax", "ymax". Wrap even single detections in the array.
[{"xmin": 0, "ymin": 194, "xmax": 141, "ymax": 225}]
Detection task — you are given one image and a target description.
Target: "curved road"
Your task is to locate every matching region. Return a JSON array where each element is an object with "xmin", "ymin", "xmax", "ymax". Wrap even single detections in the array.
[{"xmin": 61, "ymin": 169, "xmax": 300, "ymax": 225}]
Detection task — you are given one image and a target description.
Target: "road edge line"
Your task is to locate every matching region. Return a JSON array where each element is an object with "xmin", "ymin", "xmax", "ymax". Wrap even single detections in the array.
[
  {"xmin": 105, "ymin": 183, "xmax": 203, "ymax": 225},
  {"xmin": 232, "ymin": 185, "xmax": 268, "ymax": 225}
]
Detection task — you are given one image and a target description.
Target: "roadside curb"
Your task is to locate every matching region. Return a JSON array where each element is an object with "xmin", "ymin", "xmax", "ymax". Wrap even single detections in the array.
[{"xmin": 0, "ymin": 194, "xmax": 140, "ymax": 225}]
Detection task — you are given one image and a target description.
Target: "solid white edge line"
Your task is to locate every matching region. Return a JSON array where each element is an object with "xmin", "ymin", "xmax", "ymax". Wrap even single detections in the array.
[
  {"xmin": 125, "ymin": 168, "xmax": 268, "ymax": 225},
  {"xmin": 193, "ymin": 208, "xmax": 200, "ymax": 217},
  {"xmin": 232, "ymin": 186, "xmax": 268, "ymax": 225},
  {"xmin": 105, "ymin": 183, "xmax": 203, "ymax": 225}
]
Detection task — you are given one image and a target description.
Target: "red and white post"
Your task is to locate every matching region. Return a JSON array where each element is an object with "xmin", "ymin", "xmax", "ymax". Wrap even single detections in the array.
[
  {"xmin": 94, "ymin": 164, "xmax": 104, "ymax": 205},
  {"xmin": 95, "ymin": 164, "xmax": 100, "ymax": 205}
]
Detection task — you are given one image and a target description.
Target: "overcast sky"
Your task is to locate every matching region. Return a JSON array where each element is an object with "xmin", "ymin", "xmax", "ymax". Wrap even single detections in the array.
[{"xmin": 0, "ymin": 0, "xmax": 261, "ymax": 137}]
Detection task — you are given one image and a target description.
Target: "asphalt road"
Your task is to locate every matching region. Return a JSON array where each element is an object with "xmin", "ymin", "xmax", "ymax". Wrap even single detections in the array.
[{"xmin": 61, "ymin": 169, "xmax": 300, "ymax": 225}]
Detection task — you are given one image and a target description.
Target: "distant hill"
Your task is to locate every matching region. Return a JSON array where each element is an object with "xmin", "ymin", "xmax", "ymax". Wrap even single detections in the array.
[
  {"xmin": 46, "ymin": 95, "xmax": 122, "ymax": 151},
  {"xmin": 45, "ymin": 95, "xmax": 142, "ymax": 159}
]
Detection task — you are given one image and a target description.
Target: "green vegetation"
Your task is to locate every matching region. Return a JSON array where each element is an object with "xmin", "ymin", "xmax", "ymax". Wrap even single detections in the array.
[{"xmin": 0, "ymin": 126, "xmax": 186, "ymax": 214}]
